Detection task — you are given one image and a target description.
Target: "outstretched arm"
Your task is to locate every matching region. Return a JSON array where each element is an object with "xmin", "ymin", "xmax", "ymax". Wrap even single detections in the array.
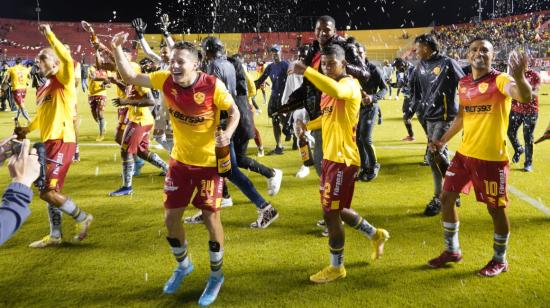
[
  {"xmin": 506, "ymin": 51, "xmax": 532, "ymax": 103},
  {"xmin": 111, "ymin": 32, "xmax": 153, "ymax": 89},
  {"xmin": 39, "ymin": 24, "xmax": 74, "ymax": 86}
]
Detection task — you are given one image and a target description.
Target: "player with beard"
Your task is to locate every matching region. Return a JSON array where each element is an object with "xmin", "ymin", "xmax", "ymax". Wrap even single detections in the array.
[{"xmin": 427, "ymin": 38, "xmax": 532, "ymax": 277}]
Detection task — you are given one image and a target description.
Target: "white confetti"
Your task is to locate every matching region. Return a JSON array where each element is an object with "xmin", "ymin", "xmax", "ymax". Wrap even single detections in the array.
[{"xmin": 95, "ymin": 166, "xmax": 99, "ymax": 176}]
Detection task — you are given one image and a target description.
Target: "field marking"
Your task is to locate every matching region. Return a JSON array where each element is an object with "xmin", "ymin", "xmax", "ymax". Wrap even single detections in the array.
[{"xmin": 77, "ymin": 143, "xmax": 549, "ymax": 216}]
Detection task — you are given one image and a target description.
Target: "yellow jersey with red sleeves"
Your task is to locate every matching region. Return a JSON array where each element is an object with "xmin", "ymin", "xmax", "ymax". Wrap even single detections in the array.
[
  {"xmin": 304, "ymin": 67, "xmax": 361, "ymax": 167},
  {"xmin": 7, "ymin": 64, "xmax": 30, "ymax": 90},
  {"xmin": 149, "ymin": 70, "xmax": 234, "ymax": 167},
  {"xmin": 127, "ymin": 62, "xmax": 154, "ymax": 126},
  {"xmin": 457, "ymin": 70, "xmax": 514, "ymax": 162},
  {"xmin": 28, "ymin": 30, "xmax": 76, "ymax": 143},
  {"xmin": 87, "ymin": 66, "xmax": 108, "ymax": 96}
]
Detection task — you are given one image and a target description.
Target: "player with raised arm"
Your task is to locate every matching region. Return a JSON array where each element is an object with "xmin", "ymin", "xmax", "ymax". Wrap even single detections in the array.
[
  {"xmin": 427, "ymin": 38, "xmax": 532, "ymax": 277},
  {"xmin": 111, "ymin": 32, "xmax": 239, "ymax": 306},
  {"xmin": 22, "ymin": 25, "xmax": 94, "ymax": 248}
]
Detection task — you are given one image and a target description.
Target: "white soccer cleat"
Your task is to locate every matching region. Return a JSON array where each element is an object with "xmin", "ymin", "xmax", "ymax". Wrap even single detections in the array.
[{"xmin": 267, "ymin": 169, "xmax": 283, "ymax": 196}]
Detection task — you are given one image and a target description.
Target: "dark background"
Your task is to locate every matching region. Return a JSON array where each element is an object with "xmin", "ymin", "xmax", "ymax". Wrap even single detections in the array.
[{"xmin": 1, "ymin": 0, "xmax": 548, "ymax": 32}]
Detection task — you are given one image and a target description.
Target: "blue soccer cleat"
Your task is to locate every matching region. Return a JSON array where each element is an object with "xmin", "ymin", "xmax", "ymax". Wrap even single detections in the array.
[
  {"xmin": 133, "ymin": 159, "xmax": 145, "ymax": 176},
  {"xmin": 198, "ymin": 274, "xmax": 224, "ymax": 306},
  {"xmin": 108, "ymin": 186, "xmax": 133, "ymax": 197},
  {"xmin": 163, "ymin": 263, "xmax": 194, "ymax": 294}
]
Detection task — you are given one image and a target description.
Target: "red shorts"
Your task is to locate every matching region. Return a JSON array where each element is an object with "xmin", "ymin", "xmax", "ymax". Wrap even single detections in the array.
[
  {"xmin": 443, "ymin": 152, "xmax": 509, "ymax": 208},
  {"xmin": 319, "ymin": 160, "xmax": 359, "ymax": 212},
  {"xmin": 121, "ymin": 122, "xmax": 152, "ymax": 154},
  {"xmin": 116, "ymin": 107, "xmax": 129, "ymax": 134},
  {"xmin": 89, "ymin": 95, "xmax": 106, "ymax": 112},
  {"xmin": 164, "ymin": 159, "xmax": 223, "ymax": 212},
  {"xmin": 44, "ymin": 140, "xmax": 76, "ymax": 191},
  {"xmin": 13, "ymin": 89, "xmax": 26, "ymax": 105}
]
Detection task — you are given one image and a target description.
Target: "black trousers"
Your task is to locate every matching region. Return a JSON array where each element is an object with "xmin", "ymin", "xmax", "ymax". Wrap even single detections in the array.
[
  {"xmin": 357, "ymin": 104, "xmax": 379, "ymax": 170},
  {"xmin": 507, "ymin": 111, "xmax": 538, "ymax": 166}
]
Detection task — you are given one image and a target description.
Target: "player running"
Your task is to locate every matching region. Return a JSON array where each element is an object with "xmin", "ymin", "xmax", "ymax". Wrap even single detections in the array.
[
  {"xmin": 111, "ymin": 32, "xmax": 239, "ymax": 306},
  {"xmin": 291, "ymin": 44, "xmax": 389, "ymax": 284},
  {"xmin": 427, "ymin": 38, "xmax": 532, "ymax": 277}
]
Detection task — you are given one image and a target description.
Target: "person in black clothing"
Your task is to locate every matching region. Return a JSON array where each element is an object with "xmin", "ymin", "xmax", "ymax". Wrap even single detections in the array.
[
  {"xmin": 286, "ymin": 15, "xmax": 370, "ymax": 176},
  {"xmin": 184, "ymin": 37, "xmax": 279, "ymax": 229},
  {"xmin": 394, "ymin": 58, "xmax": 418, "ymax": 141},
  {"xmin": 410, "ymin": 34, "xmax": 465, "ymax": 216},
  {"xmin": 227, "ymin": 54, "xmax": 282, "ymax": 184},
  {"xmin": 353, "ymin": 41, "xmax": 387, "ymax": 182}
]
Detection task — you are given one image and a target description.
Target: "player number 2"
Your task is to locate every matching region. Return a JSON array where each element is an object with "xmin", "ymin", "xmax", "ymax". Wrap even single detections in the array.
[{"xmin": 484, "ymin": 180, "xmax": 498, "ymax": 196}]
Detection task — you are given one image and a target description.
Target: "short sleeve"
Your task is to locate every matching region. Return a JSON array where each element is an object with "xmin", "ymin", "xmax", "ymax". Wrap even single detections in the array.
[
  {"xmin": 213, "ymin": 78, "xmax": 234, "ymax": 111},
  {"xmin": 148, "ymin": 70, "xmax": 171, "ymax": 91},
  {"xmin": 496, "ymin": 73, "xmax": 514, "ymax": 97}
]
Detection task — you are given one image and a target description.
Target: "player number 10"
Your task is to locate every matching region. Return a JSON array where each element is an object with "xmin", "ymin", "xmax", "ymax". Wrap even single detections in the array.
[{"xmin": 484, "ymin": 180, "xmax": 498, "ymax": 196}]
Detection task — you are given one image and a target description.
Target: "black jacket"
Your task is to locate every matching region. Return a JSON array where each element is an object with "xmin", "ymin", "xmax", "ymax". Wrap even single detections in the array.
[
  {"xmin": 363, "ymin": 62, "xmax": 387, "ymax": 105},
  {"xmin": 410, "ymin": 54, "xmax": 464, "ymax": 122},
  {"xmin": 287, "ymin": 35, "xmax": 370, "ymax": 120}
]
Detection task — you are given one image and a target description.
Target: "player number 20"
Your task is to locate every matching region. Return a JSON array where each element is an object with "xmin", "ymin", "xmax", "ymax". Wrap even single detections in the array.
[{"xmin": 484, "ymin": 180, "xmax": 498, "ymax": 196}]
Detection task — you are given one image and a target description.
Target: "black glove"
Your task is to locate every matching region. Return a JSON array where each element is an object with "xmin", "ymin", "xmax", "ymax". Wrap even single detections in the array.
[
  {"xmin": 131, "ymin": 18, "xmax": 147, "ymax": 39},
  {"xmin": 159, "ymin": 14, "xmax": 171, "ymax": 37}
]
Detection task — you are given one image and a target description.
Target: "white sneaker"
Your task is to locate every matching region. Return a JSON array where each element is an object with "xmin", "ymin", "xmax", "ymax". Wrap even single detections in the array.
[
  {"xmin": 257, "ymin": 147, "xmax": 265, "ymax": 157},
  {"xmin": 296, "ymin": 165, "xmax": 310, "ymax": 178},
  {"xmin": 221, "ymin": 197, "xmax": 233, "ymax": 208},
  {"xmin": 267, "ymin": 169, "xmax": 283, "ymax": 196},
  {"xmin": 184, "ymin": 211, "xmax": 204, "ymax": 224}
]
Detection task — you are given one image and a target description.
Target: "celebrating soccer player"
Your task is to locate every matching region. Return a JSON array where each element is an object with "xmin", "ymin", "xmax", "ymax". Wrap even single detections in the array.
[
  {"xmin": 2, "ymin": 58, "xmax": 31, "ymax": 122},
  {"xmin": 87, "ymin": 65, "xmax": 110, "ymax": 141},
  {"xmin": 427, "ymin": 38, "xmax": 532, "ymax": 277},
  {"xmin": 111, "ymin": 32, "xmax": 240, "ymax": 306},
  {"xmin": 291, "ymin": 45, "xmax": 390, "ymax": 284},
  {"xmin": 22, "ymin": 24, "xmax": 94, "ymax": 248}
]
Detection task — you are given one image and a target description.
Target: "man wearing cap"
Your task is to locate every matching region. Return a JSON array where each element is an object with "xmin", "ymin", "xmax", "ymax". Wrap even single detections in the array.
[{"xmin": 255, "ymin": 44, "xmax": 290, "ymax": 155}]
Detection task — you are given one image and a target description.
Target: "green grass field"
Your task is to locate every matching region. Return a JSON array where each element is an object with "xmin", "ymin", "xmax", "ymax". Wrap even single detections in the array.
[{"xmin": 0, "ymin": 81, "xmax": 549, "ymax": 307}]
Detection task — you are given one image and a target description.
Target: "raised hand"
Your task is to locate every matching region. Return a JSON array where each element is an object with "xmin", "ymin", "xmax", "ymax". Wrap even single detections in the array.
[
  {"xmin": 131, "ymin": 18, "xmax": 147, "ymax": 38},
  {"xmin": 7, "ymin": 139, "xmax": 40, "ymax": 187},
  {"xmin": 159, "ymin": 13, "xmax": 170, "ymax": 33},
  {"xmin": 508, "ymin": 49, "xmax": 528, "ymax": 81},
  {"xmin": 111, "ymin": 32, "xmax": 129, "ymax": 49},
  {"xmin": 38, "ymin": 24, "xmax": 51, "ymax": 35}
]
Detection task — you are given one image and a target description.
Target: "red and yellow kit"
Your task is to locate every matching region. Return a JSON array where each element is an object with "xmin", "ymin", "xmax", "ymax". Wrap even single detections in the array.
[
  {"xmin": 444, "ymin": 70, "xmax": 515, "ymax": 208},
  {"xmin": 7, "ymin": 64, "xmax": 30, "ymax": 90},
  {"xmin": 28, "ymin": 30, "xmax": 76, "ymax": 143},
  {"xmin": 457, "ymin": 70, "xmax": 514, "ymax": 162},
  {"xmin": 304, "ymin": 67, "xmax": 362, "ymax": 212},
  {"xmin": 149, "ymin": 71, "xmax": 234, "ymax": 167}
]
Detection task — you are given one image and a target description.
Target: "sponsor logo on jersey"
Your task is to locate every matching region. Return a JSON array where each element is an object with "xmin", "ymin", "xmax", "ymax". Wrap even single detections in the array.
[
  {"xmin": 168, "ymin": 107, "xmax": 205, "ymax": 124},
  {"xmin": 464, "ymin": 105, "xmax": 492, "ymax": 113}
]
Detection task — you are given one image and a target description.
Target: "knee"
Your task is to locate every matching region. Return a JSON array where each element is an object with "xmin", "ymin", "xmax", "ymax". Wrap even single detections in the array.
[{"xmin": 164, "ymin": 212, "xmax": 182, "ymax": 229}]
